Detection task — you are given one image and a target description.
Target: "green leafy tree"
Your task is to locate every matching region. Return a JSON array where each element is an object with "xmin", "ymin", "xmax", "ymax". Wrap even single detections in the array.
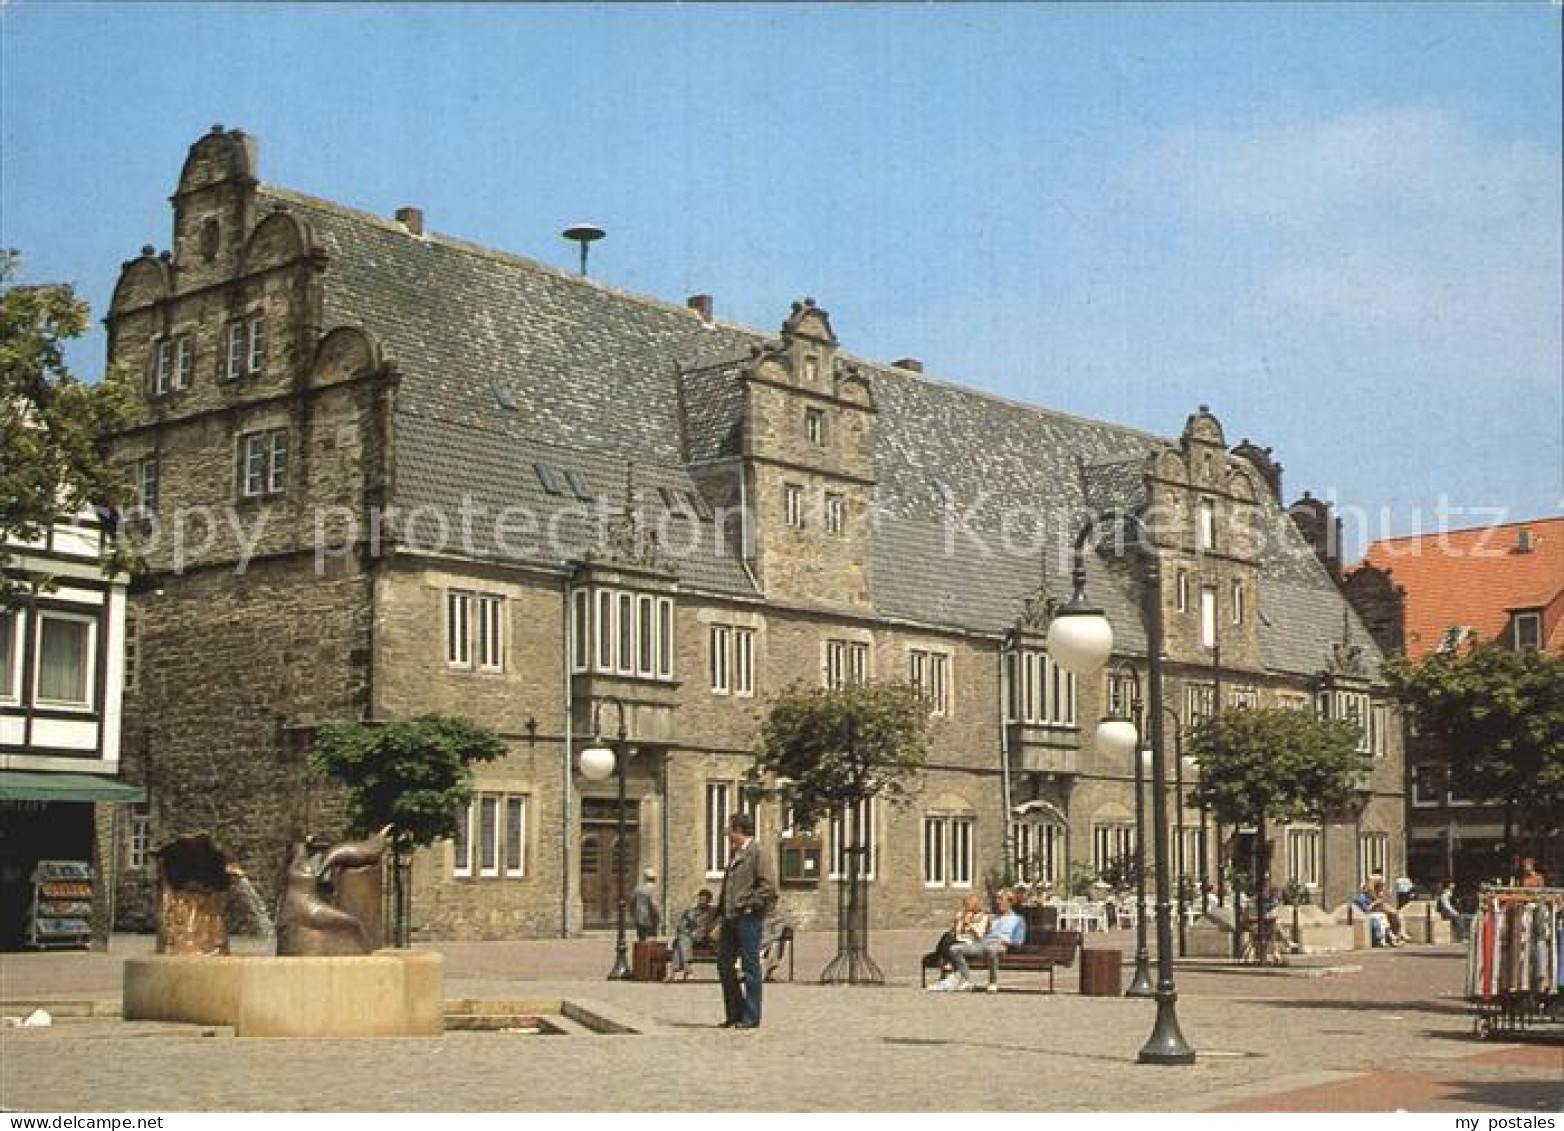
[
  {"xmin": 1190, "ymin": 707, "xmax": 1367, "ymax": 936},
  {"xmin": 1385, "ymin": 641, "xmax": 1564, "ymax": 852},
  {"xmin": 2, "ymin": 252, "xmax": 135, "ymax": 606},
  {"xmin": 308, "ymin": 714, "xmax": 506, "ymax": 945},
  {"xmin": 753, "ymin": 681, "xmax": 930, "ymax": 982}
]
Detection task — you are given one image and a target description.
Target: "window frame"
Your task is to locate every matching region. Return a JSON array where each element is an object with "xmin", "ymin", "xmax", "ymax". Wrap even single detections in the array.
[
  {"xmin": 922, "ymin": 816, "xmax": 946, "ymax": 888},
  {"xmin": 0, "ymin": 608, "xmax": 19, "ymax": 702},
  {"xmin": 452, "ymin": 801, "xmax": 473, "ymax": 877},
  {"xmin": 784, "ymin": 483, "xmax": 805, "ymax": 529},
  {"xmin": 1005, "ymin": 648, "xmax": 1075, "ymax": 726},
  {"xmin": 657, "ymin": 597, "xmax": 674, "ymax": 679},
  {"xmin": 504, "ymin": 795, "xmax": 528, "ymax": 878},
  {"xmin": 710, "ymin": 623, "xmax": 731, "ymax": 695},
  {"xmin": 733, "ymin": 626, "xmax": 754, "ymax": 697},
  {"xmin": 476, "ymin": 793, "xmax": 501, "ymax": 878},
  {"xmin": 1512, "ymin": 610, "xmax": 1542, "ymax": 650},
  {"xmin": 1286, "ymin": 825, "xmax": 1322, "ymax": 888},
  {"xmin": 224, "ymin": 321, "xmax": 247, "ymax": 381},
  {"xmin": 909, "ymin": 647, "xmax": 950, "ymax": 716},
  {"xmin": 1411, "ymin": 762, "xmax": 1446, "ymax": 808},
  {"xmin": 825, "ymin": 639, "xmax": 868, "ymax": 688},
  {"xmin": 132, "ymin": 457, "xmax": 159, "ymax": 515},
  {"xmin": 446, "ymin": 590, "xmax": 473, "ymax": 670},
  {"xmin": 1357, "ymin": 831, "xmax": 1389, "ymax": 884},
  {"xmin": 1200, "ymin": 586, "xmax": 1217, "ymax": 648},
  {"xmin": 705, "ymin": 782, "xmax": 734, "ymax": 878},
  {"xmin": 32, "ymin": 610, "xmax": 97, "ymax": 709},
  {"xmin": 571, "ymin": 589, "xmax": 590, "ymax": 673},
  {"xmin": 238, "ymin": 428, "xmax": 289, "ymax": 499},
  {"xmin": 829, "ymin": 798, "xmax": 876, "ymax": 881},
  {"xmin": 923, "ymin": 811, "xmax": 977, "ymax": 890},
  {"xmin": 155, "ymin": 334, "xmax": 194, "ymax": 395},
  {"xmin": 1015, "ymin": 820, "xmax": 1062, "ymax": 888},
  {"xmin": 804, "ymin": 407, "xmax": 826, "ymax": 446},
  {"xmin": 126, "ymin": 804, "xmax": 152, "ymax": 871},
  {"xmin": 1091, "ymin": 820, "xmax": 1136, "ymax": 877},
  {"xmin": 636, "ymin": 594, "xmax": 656, "ymax": 677},
  {"xmin": 475, "ymin": 593, "xmax": 505, "ymax": 672},
  {"xmin": 824, "ymin": 491, "xmax": 845, "ymax": 535},
  {"xmin": 1196, "ymin": 497, "xmax": 1216, "ymax": 551}
]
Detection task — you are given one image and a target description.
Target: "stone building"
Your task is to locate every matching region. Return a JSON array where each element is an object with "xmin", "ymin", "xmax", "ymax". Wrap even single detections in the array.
[
  {"xmin": 103, "ymin": 128, "xmax": 1403, "ymax": 938},
  {"xmin": 1349, "ymin": 516, "xmax": 1562, "ymax": 890}
]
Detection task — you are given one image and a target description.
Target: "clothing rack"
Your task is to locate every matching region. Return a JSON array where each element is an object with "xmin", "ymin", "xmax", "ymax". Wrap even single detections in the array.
[{"xmin": 1465, "ymin": 885, "xmax": 1563, "ymax": 1039}]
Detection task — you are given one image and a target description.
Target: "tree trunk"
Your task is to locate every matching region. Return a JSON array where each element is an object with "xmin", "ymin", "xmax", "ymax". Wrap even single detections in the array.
[{"xmin": 392, "ymin": 842, "xmax": 408, "ymax": 948}]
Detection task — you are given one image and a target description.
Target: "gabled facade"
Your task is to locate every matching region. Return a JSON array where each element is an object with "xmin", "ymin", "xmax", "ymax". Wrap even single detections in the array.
[
  {"xmin": 103, "ymin": 129, "xmax": 1403, "ymax": 937},
  {"xmin": 1, "ymin": 511, "xmax": 139, "ymax": 947}
]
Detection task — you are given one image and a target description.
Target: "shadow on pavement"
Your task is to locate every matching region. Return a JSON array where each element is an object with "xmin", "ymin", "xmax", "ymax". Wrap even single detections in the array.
[
  {"xmin": 1253, "ymin": 997, "xmax": 1469, "ymax": 1018},
  {"xmin": 882, "ymin": 1034, "xmax": 1178, "ymax": 1067},
  {"xmin": 1442, "ymin": 1078, "xmax": 1564, "ymax": 1112}
]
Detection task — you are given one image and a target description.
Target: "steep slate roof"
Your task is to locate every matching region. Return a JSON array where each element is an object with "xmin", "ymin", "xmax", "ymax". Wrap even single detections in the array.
[
  {"xmin": 1360, "ymin": 517, "xmax": 1564, "ymax": 659},
  {"xmin": 258, "ymin": 185, "xmax": 1377, "ymax": 677}
]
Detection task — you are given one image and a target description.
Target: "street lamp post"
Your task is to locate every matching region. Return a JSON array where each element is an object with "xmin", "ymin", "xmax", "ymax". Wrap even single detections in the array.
[
  {"xmin": 1161, "ymin": 703, "xmax": 1190, "ymax": 957},
  {"xmin": 580, "ymin": 697, "xmax": 632, "ymax": 981},
  {"xmin": 1048, "ymin": 515, "xmax": 1195, "ymax": 1066},
  {"xmin": 1098, "ymin": 668, "xmax": 1154, "ymax": 997}
]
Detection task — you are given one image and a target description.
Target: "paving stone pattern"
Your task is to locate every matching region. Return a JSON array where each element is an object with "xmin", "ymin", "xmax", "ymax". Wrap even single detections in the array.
[{"xmin": 1, "ymin": 933, "xmax": 1558, "ymax": 1112}]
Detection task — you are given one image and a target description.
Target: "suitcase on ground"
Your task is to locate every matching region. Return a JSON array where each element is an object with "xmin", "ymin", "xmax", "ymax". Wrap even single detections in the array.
[{"xmin": 633, "ymin": 939, "xmax": 669, "ymax": 981}]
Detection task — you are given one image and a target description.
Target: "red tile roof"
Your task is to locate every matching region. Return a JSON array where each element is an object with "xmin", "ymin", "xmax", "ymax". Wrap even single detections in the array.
[{"xmin": 1358, "ymin": 517, "xmax": 1564, "ymax": 659}]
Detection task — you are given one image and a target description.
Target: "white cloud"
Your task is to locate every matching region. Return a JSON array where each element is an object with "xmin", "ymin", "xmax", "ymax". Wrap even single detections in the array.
[
  {"xmin": 1163, "ymin": 104, "xmax": 1557, "ymax": 227},
  {"xmin": 1152, "ymin": 105, "xmax": 1561, "ymax": 387}
]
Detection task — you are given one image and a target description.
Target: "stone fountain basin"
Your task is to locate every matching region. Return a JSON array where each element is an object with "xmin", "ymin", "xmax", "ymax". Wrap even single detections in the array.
[{"xmin": 123, "ymin": 950, "xmax": 442, "ymax": 1038}]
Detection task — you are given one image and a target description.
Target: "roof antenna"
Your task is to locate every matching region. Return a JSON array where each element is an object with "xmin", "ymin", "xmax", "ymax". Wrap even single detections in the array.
[{"xmin": 561, "ymin": 222, "xmax": 606, "ymax": 277}]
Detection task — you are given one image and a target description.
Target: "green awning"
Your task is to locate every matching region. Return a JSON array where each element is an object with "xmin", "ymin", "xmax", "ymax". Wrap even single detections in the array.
[{"xmin": 0, "ymin": 770, "xmax": 146, "ymax": 803}]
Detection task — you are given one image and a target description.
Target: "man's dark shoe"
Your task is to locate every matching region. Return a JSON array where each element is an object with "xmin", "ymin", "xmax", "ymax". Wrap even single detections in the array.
[
  {"xmin": 718, "ymin": 1020, "xmax": 737, "ymax": 1028},
  {"xmin": 734, "ymin": 1021, "xmax": 759, "ymax": 1029}
]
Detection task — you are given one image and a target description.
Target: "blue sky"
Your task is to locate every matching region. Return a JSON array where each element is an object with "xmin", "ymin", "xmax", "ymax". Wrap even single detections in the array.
[{"xmin": 3, "ymin": 3, "xmax": 1559, "ymax": 556}]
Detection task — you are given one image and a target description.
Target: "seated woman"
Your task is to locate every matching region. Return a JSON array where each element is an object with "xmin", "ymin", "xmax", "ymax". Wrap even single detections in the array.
[
  {"xmin": 925, "ymin": 893, "xmax": 990, "ymax": 990},
  {"xmin": 667, "ymin": 888, "xmax": 717, "ymax": 980},
  {"xmin": 1352, "ymin": 881, "xmax": 1405, "ymax": 946},
  {"xmin": 938, "ymin": 892, "xmax": 1025, "ymax": 992}
]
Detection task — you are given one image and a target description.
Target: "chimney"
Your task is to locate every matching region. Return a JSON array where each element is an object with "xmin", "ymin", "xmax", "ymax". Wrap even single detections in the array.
[
  {"xmin": 395, "ymin": 207, "xmax": 424, "ymax": 236},
  {"xmin": 893, "ymin": 357, "xmax": 924, "ymax": 373},
  {"xmin": 687, "ymin": 294, "xmax": 714, "ymax": 324}
]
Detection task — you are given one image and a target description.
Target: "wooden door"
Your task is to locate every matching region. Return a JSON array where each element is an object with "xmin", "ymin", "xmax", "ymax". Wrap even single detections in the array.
[{"xmin": 580, "ymin": 805, "xmax": 639, "ymax": 929}]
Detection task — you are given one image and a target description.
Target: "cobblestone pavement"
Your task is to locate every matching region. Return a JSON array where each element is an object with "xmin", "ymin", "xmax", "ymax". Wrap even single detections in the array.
[{"xmin": 1, "ymin": 932, "xmax": 1559, "ymax": 1112}]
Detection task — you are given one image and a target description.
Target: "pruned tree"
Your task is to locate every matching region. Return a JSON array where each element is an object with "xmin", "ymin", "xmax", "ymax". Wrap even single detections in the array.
[
  {"xmin": 1385, "ymin": 641, "xmax": 1564, "ymax": 856},
  {"xmin": 1189, "ymin": 707, "xmax": 1368, "ymax": 958},
  {"xmin": 2, "ymin": 252, "xmax": 135, "ymax": 607},
  {"xmin": 753, "ymin": 681, "xmax": 930, "ymax": 983},
  {"xmin": 308, "ymin": 714, "xmax": 506, "ymax": 945}
]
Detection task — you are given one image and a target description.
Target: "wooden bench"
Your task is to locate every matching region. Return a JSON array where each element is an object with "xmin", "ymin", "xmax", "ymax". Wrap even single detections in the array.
[
  {"xmin": 920, "ymin": 928, "xmax": 1083, "ymax": 993},
  {"xmin": 688, "ymin": 924, "xmax": 796, "ymax": 982}
]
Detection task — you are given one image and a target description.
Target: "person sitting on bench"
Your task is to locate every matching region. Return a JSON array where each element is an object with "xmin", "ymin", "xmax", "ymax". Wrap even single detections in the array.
[
  {"xmin": 668, "ymin": 888, "xmax": 717, "ymax": 980},
  {"xmin": 926, "ymin": 894, "xmax": 990, "ymax": 990},
  {"xmin": 933, "ymin": 892, "xmax": 1025, "ymax": 993}
]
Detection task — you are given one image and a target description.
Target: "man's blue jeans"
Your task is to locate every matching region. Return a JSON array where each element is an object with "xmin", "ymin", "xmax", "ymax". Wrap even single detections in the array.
[{"xmin": 718, "ymin": 911, "xmax": 765, "ymax": 1026}]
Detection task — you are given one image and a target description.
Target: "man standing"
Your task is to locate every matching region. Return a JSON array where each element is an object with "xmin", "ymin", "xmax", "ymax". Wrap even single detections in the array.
[
  {"xmin": 717, "ymin": 812, "xmax": 777, "ymax": 1029},
  {"xmin": 630, "ymin": 868, "xmax": 661, "ymax": 942}
]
